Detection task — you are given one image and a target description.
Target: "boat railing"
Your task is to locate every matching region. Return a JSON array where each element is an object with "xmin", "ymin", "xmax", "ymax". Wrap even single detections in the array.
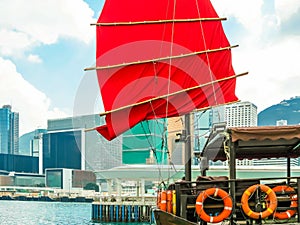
[{"xmin": 162, "ymin": 176, "xmax": 300, "ymax": 224}]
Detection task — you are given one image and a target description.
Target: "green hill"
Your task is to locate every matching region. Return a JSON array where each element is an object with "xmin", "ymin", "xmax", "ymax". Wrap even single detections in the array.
[{"xmin": 258, "ymin": 97, "xmax": 300, "ymax": 126}]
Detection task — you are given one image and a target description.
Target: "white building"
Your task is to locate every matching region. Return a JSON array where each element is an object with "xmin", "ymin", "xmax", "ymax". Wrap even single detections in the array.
[
  {"xmin": 224, "ymin": 102, "xmax": 258, "ymax": 166},
  {"xmin": 225, "ymin": 101, "xmax": 257, "ymax": 127}
]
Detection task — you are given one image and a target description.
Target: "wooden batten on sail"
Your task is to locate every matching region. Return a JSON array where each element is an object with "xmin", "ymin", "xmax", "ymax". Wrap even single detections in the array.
[
  {"xmin": 90, "ymin": 0, "xmax": 245, "ymax": 140},
  {"xmin": 84, "ymin": 45, "xmax": 239, "ymax": 71},
  {"xmin": 91, "ymin": 17, "xmax": 227, "ymax": 26},
  {"xmin": 84, "ymin": 72, "xmax": 248, "ymax": 133}
]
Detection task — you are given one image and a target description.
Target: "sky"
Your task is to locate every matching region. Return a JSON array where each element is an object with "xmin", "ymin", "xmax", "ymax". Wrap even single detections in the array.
[{"xmin": 0, "ymin": 0, "xmax": 299, "ymax": 135}]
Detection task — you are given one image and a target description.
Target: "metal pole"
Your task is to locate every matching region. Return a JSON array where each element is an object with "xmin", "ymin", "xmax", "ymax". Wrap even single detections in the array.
[
  {"xmin": 287, "ymin": 157, "xmax": 291, "ymax": 184},
  {"xmin": 185, "ymin": 114, "xmax": 191, "ymax": 182}
]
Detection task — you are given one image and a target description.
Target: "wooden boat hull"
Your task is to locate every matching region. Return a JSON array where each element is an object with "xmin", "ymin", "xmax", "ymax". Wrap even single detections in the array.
[{"xmin": 153, "ymin": 209, "xmax": 197, "ymax": 225}]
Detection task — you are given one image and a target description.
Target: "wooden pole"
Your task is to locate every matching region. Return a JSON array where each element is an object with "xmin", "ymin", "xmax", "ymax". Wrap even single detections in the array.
[
  {"xmin": 84, "ymin": 45, "xmax": 238, "ymax": 71},
  {"xmin": 97, "ymin": 72, "xmax": 248, "ymax": 117},
  {"xmin": 91, "ymin": 17, "xmax": 227, "ymax": 26},
  {"xmin": 184, "ymin": 114, "xmax": 192, "ymax": 182}
]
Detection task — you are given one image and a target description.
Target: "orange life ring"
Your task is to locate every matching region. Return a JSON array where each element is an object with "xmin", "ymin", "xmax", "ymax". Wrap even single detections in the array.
[
  {"xmin": 160, "ymin": 190, "xmax": 167, "ymax": 211},
  {"xmin": 241, "ymin": 184, "xmax": 277, "ymax": 220},
  {"xmin": 166, "ymin": 190, "xmax": 173, "ymax": 213},
  {"xmin": 157, "ymin": 191, "xmax": 161, "ymax": 209},
  {"xmin": 195, "ymin": 187, "xmax": 233, "ymax": 223},
  {"xmin": 270, "ymin": 185, "xmax": 297, "ymax": 220}
]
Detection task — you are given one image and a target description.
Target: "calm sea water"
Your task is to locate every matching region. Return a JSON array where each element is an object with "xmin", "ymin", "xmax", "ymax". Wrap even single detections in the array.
[{"xmin": 0, "ymin": 200, "xmax": 152, "ymax": 225}]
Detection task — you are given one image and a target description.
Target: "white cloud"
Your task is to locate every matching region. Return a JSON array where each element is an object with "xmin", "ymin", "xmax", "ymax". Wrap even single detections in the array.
[
  {"xmin": 0, "ymin": 29, "xmax": 35, "ymax": 57},
  {"xmin": 0, "ymin": 0, "xmax": 96, "ymax": 134},
  {"xmin": 212, "ymin": 0, "xmax": 300, "ymax": 111},
  {"xmin": 275, "ymin": 0, "xmax": 300, "ymax": 23},
  {"xmin": 0, "ymin": 57, "xmax": 69, "ymax": 135},
  {"xmin": 0, "ymin": 0, "xmax": 95, "ymax": 57},
  {"xmin": 212, "ymin": 0, "xmax": 264, "ymax": 38},
  {"xmin": 27, "ymin": 54, "xmax": 42, "ymax": 63},
  {"xmin": 234, "ymin": 32, "xmax": 300, "ymax": 112}
]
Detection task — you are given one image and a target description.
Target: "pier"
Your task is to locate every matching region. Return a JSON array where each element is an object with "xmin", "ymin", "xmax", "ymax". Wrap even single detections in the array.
[{"xmin": 91, "ymin": 196, "xmax": 156, "ymax": 223}]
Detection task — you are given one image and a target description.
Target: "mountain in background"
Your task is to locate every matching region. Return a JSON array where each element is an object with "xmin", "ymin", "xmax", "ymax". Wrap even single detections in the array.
[
  {"xmin": 19, "ymin": 129, "xmax": 47, "ymax": 156},
  {"xmin": 258, "ymin": 96, "xmax": 300, "ymax": 126}
]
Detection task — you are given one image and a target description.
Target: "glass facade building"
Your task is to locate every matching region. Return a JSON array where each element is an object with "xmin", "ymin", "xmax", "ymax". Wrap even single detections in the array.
[
  {"xmin": 47, "ymin": 114, "xmax": 122, "ymax": 171},
  {"xmin": 0, "ymin": 105, "xmax": 19, "ymax": 154},
  {"xmin": 42, "ymin": 130, "xmax": 83, "ymax": 173},
  {"xmin": 46, "ymin": 168, "xmax": 96, "ymax": 190},
  {"xmin": 122, "ymin": 119, "xmax": 167, "ymax": 164},
  {"xmin": 0, "ymin": 153, "xmax": 38, "ymax": 173}
]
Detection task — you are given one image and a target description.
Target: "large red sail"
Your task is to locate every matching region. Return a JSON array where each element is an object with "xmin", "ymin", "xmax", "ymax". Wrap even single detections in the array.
[{"xmin": 94, "ymin": 0, "xmax": 238, "ymax": 140}]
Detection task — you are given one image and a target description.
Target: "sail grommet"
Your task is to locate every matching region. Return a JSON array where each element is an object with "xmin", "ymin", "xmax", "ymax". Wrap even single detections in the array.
[
  {"xmin": 241, "ymin": 184, "xmax": 277, "ymax": 220},
  {"xmin": 195, "ymin": 187, "xmax": 233, "ymax": 223}
]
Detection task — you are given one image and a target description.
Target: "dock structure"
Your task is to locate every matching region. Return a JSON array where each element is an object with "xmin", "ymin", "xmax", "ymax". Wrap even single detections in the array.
[
  {"xmin": 92, "ymin": 165, "xmax": 181, "ymax": 223},
  {"xmin": 91, "ymin": 196, "xmax": 156, "ymax": 223}
]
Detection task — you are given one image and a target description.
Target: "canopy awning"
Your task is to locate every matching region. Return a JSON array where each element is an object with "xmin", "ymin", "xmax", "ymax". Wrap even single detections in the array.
[{"xmin": 202, "ymin": 125, "xmax": 300, "ymax": 162}]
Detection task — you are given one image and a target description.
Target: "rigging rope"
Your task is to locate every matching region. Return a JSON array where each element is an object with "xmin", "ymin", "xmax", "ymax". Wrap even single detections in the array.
[{"xmin": 195, "ymin": 0, "xmax": 219, "ymax": 108}]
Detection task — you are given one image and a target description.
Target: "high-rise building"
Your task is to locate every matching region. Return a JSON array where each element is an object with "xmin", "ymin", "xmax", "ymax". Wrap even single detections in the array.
[
  {"xmin": 193, "ymin": 107, "xmax": 225, "ymax": 165},
  {"xmin": 19, "ymin": 129, "xmax": 47, "ymax": 156},
  {"xmin": 42, "ymin": 129, "xmax": 83, "ymax": 173},
  {"xmin": 45, "ymin": 114, "xmax": 122, "ymax": 172},
  {"xmin": 194, "ymin": 107, "xmax": 225, "ymax": 152},
  {"xmin": 122, "ymin": 119, "xmax": 167, "ymax": 165},
  {"xmin": 225, "ymin": 101, "xmax": 257, "ymax": 127},
  {"xmin": 0, "ymin": 105, "xmax": 19, "ymax": 154},
  {"xmin": 0, "ymin": 153, "xmax": 38, "ymax": 173},
  {"xmin": 167, "ymin": 116, "xmax": 184, "ymax": 165},
  {"xmin": 224, "ymin": 101, "xmax": 257, "ymax": 166}
]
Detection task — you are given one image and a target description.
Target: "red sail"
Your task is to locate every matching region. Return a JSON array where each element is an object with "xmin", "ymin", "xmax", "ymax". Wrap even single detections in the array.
[{"xmin": 95, "ymin": 0, "xmax": 238, "ymax": 140}]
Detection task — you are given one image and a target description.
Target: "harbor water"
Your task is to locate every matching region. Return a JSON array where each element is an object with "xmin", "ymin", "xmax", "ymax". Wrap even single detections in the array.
[{"xmin": 0, "ymin": 200, "xmax": 152, "ymax": 225}]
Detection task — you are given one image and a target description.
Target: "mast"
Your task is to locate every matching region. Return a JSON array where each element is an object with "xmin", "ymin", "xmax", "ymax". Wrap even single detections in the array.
[{"xmin": 184, "ymin": 114, "xmax": 192, "ymax": 182}]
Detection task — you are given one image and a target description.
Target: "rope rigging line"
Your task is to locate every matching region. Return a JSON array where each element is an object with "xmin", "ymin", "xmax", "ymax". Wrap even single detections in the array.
[
  {"xmin": 164, "ymin": 0, "xmax": 175, "ymax": 177},
  {"xmin": 195, "ymin": 0, "xmax": 218, "ymax": 108},
  {"xmin": 141, "ymin": 121, "xmax": 164, "ymax": 181},
  {"xmin": 165, "ymin": 0, "xmax": 176, "ymax": 122}
]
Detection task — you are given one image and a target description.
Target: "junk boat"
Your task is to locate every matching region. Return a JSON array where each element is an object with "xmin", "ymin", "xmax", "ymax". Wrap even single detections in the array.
[
  {"xmin": 83, "ymin": 0, "xmax": 300, "ymax": 224},
  {"xmin": 154, "ymin": 125, "xmax": 300, "ymax": 224}
]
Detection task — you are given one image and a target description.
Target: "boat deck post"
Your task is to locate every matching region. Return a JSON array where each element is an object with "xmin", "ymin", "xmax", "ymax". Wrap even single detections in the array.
[{"xmin": 229, "ymin": 140, "xmax": 237, "ymax": 224}]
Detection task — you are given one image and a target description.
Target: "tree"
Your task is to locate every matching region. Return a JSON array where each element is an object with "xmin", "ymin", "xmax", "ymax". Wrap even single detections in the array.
[{"xmin": 84, "ymin": 183, "xmax": 99, "ymax": 192}]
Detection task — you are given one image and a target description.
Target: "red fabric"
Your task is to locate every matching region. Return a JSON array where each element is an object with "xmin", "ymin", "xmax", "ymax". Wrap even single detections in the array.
[{"xmin": 95, "ymin": 0, "xmax": 238, "ymax": 140}]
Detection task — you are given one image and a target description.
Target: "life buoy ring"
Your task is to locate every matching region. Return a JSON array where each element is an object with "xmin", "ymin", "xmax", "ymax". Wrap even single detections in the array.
[
  {"xmin": 157, "ymin": 191, "xmax": 161, "ymax": 209},
  {"xmin": 160, "ymin": 190, "xmax": 167, "ymax": 211},
  {"xmin": 270, "ymin": 185, "xmax": 297, "ymax": 220},
  {"xmin": 241, "ymin": 184, "xmax": 277, "ymax": 220},
  {"xmin": 166, "ymin": 190, "xmax": 173, "ymax": 213},
  {"xmin": 195, "ymin": 187, "xmax": 233, "ymax": 223}
]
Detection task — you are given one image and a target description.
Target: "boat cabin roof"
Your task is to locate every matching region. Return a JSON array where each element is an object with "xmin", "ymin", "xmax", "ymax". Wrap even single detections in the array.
[{"xmin": 201, "ymin": 125, "xmax": 300, "ymax": 162}]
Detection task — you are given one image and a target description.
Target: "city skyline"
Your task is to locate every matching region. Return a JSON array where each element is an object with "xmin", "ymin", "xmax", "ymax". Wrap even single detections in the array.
[{"xmin": 0, "ymin": 0, "xmax": 299, "ymax": 135}]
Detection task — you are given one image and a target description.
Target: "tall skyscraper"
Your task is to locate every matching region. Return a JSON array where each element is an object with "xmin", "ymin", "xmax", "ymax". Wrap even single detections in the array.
[
  {"xmin": 46, "ymin": 114, "xmax": 122, "ymax": 171},
  {"xmin": 0, "ymin": 105, "xmax": 19, "ymax": 154},
  {"xmin": 224, "ymin": 101, "xmax": 257, "ymax": 166},
  {"xmin": 225, "ymin": 101, "xmax": 257, "ymax": 127}
]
